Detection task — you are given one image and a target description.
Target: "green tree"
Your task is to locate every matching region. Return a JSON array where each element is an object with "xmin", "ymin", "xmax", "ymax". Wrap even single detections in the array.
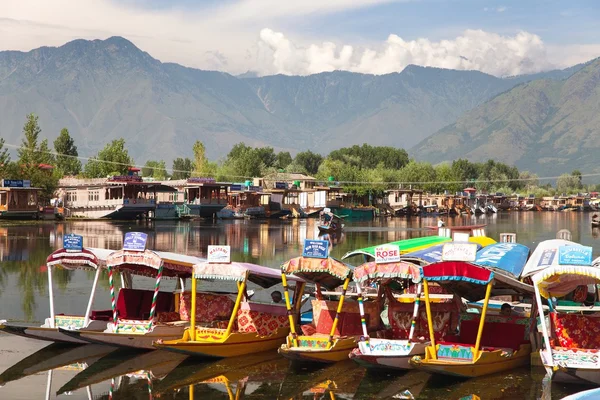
[
  {"xmin": 191, "ymin": 141, "xmax": 218, "ymax": 177},
  {"xmin": 84, "ymin": 138, "xmax": 132, "ymax": 178},
  {"xmin": 275, "ymin": 151, "xmax": 292, "ymax": 169},
  {"xmin": 172, "ymin": 157, "xmax": 193, "ymax": 180},
  {"xmin": 398, "ymin": 161, "xmax": 437, "ymax": 191},
  {"xmin": 328, "ymin": 144, "xmax": 408, "ymax": 170},
  {"xmin": 571, "ymin": 170, "xmax": 583, "ymax": 189},
  {"xmin": 54, "ymin": 128, "xmax": 81, "ymax": 176},
  {"xmin": 294, "ymin": 150, "xmax": 323, "ymax": 175},
  {"xmin": 557, "ymin": 173, "xmax": 581, "ymax": 194},
  {"xmin": 433, "ymin": 163, "xmax": 461, "ymax": 193},
  {"xmin": 142, "ymin": 160, "xmax": 168, "ymax": 180},
  {"xmin": 0, "ymin": 138, "xmax": 11, "ymax": 178}
]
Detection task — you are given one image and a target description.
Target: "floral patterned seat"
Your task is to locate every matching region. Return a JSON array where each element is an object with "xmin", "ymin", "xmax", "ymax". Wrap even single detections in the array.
[
  {"xmin": 179, "ymin": 292, "xmax": 235, "ymax": 323},
  {"xmin": 551, "ymin": 313, "xmax": 600, "ymax": 350},
  {"xmin": 236, "ymin": 302, "xmax": 289, "ymax": 337},
  {"xmin": 388, "ymin": 301, "xmax": 458, "ymax": 341}
]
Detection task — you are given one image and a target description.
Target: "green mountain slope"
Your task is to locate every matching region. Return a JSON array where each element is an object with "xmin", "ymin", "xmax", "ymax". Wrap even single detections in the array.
[
  {"xmin": 0, "ymin": 37, "xmax": 587, "ymax": 164},
  {"xmin": 412, "ymin": 58, "xmax": 600, "ymax": 174}
]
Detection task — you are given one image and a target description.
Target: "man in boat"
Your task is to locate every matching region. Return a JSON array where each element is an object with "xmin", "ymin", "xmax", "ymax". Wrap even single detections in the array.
[
  {"xmin": 437, "ymin": 217, "xmax": 445, "ymax": 228},
  {"xmin": 500, "ymin": 303, "xmax": 512, "ymax": 316},
  {"xmin": 271, "ymin": 291, "xmax": 283, "ymax": 304}
]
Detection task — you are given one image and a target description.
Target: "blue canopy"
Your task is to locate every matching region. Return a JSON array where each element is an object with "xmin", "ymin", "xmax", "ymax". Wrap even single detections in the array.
[
  {"xmin": 475, "ymin": 242, "xmax": 530, "ymax": 279},
  {"xmin": 401, "ymin": 242, "xmax": 482, "ymax": 266}
]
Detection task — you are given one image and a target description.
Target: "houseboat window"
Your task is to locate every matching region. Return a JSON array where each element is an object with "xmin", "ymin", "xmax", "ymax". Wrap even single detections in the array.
[
  {"xmin": 28, "ymin": 193, "xmax": 36, "ymax": 206},
  {"xmin": 0, "ymin": 192, "xmax": 5, "ymax": 205}
]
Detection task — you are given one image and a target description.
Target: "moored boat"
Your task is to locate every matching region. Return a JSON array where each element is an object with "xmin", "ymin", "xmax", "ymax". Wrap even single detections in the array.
[
  {"xmin": 0, "ymin": 235, "xmax": 113, "ymax": 344},
  {"xmin": 278, "ymin": 242, "xmax": 380, "ymax": 363},
  {"xmin": 410, "ymin": 242, "xmax": 535, "ymax": 377},
  {"xmin": 153, "ymin": 252, "xmax": 306, "ymax": 358},
  {"xmin": 530, "ymin": 245, "xmax": 600, "ymax": 385},
  {"xmin": 317, "ymin": 207, "xmax": 344, "ymax": 233},
  {"xmin": 60, "ymin": 233, "xmax": 203, "ymax": 349},
  {"xmin": 349, "ymin": 250, "xmax": 461, "ymax": 370}
]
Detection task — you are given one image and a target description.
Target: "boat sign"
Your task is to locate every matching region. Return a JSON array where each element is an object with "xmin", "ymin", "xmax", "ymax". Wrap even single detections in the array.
[
  {"xmin": 63, "ymin": 234, "xmax": 83, "ymax": 252},
  {"xmin": 302, "ymin": 239, "xmax": 329, "ymax": 259},
  {"xmin": 442, "ymin": 243, "xmax": 478, "ymax": 262},
  {"xmin": 375, "ymin": 245, "xmax": 401, "ymax": 264},
  {"xmin": 123, "ymin": 232, "xmax": 148, "ymax": 252},
  {"xmin": 208, "ymin": 245, "xmax": 231, "ymax": 263},
  {"xmin": 559, "ymin": 245, "xmax": 593, "ymax": 266},
  {"xmin": 1, "ymin": 179, "xmax": 31, "ymax": 188}
]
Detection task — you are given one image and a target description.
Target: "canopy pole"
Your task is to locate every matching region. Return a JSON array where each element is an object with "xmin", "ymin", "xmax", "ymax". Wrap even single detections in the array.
[
  {"xmin": 147, "ymin": 264, "xmax": 164, "ymax": 331},
  {"xmin": 408, "ymin": 283, "xmax": 422, "ymax": 341},
  {"xmin": 535, "ymin": 284, "xmax": 553, "ymax": 366},
  {"xmin": 188, "ymin": 384, "xmax": 194, "ymax": 400},
  {"xmin": 84, "ymin": 267, "xmax": 101, "ymax": 327},
  {"xmin": 190, "ymin": 276, "xmax": 197, "ymax": 341},
  {"xmin": 108, "ymin": 267, "xmax": 118, "ymax": 331},
  {"xmin": 48, "ymin": 265, "xmax": 55, "ymax": 329},
  {"xmin": 423, "ymin": 279, "xmax": 436, "ymax": 359},
  {"xmin": 224, "ymin": 279, "xmax": 246, "ymax": 338},
  {"xmin": 327, "ymin": 277, "xmax": 350, "ymax": 350},
  {"xmin": 282, "ymin": 272, "xmax": 298, "ymax": 347},
  {"xmin": 356, "ymin": 284, "xmax": 369, "ymax": 341},
  {"xmin": 45, "ymin": 370, "xmax": 53, "ymax": 400},
  {"xmin": 474, "ymin": 282, "xmax": 493, "ymax": 359}
]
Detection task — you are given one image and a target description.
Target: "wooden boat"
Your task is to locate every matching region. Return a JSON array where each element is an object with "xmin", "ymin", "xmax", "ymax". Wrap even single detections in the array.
[
  {"xmin": 592, "ymin": 220, "xmax": 600, "ymax": 228},
  {"xmin": 278, "ymin": 255, "xmax": 380, "ymax": 363},
  {"xmin": 153, "ymin": 259, "xmax": 306, "ymax": 358},
  {"xmin": 349, "ymin": 255, "xmax": 461, "ymax": 371},
  {"xmin": 0, "ymin": 179, "xmax": 40, "ymax": 219},
  {"xmin": 317, "ymin": 208, "xmax": 344, "ymax": 233},
  {"xmin": 410, "ymin": 243, "xmax": 535, "ymax": 377},
  {"xmin": 61, "ymin": 237, "xmax": 205, "ymax": 349},
  {"xmin": 531, "ymin": 250, "xmax": 600, "ymax": 385},
  {"xmin": 0, "ymin": 239, "xmax": 113, "ymax": 344},
  {"xmin": 562, "ymin": 388, "xmax": 600, "ymax": 400}
]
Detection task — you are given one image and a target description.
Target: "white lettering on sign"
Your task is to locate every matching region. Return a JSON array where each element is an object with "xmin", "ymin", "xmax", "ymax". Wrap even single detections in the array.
[
  {"xmin": 476, "ymin": 243, "xmax": 518, "ymax": 264},
  {"xmin": 207, "ymin": 245, "xmax": 231, "ymax": 263},
  {"xmin": 441, "ymin": 243, "xmax": 478, "ymax": 262},
  {"xmin": 375, "ymin": 245, "xmax": 401, "ymax": 264}
]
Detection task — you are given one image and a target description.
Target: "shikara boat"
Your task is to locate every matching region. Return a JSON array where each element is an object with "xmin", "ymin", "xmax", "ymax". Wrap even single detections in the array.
[
  {"xmin": 410, "ymin": 243, "xmax": 535, "ymax": 377},
  {"xmin": 317, "ymin": 208, "xmax": 344, "ymax": 233},
  {"xmin": 61, "ymin": 241, "xmax": 203, "ymax": 349},
  {"xmin": 349, "ymin": 258, "xmax": 461, "ymax": 370},
  {"xmin": 532, "ymin": 251, "xmax": 600, "ymax": 385},
  {"xmin": 521, "ymin": 238, "xmax": 580, "ymax": 279},
  {"xmin": 0, "ymin": 240, "xmax": 113, "ymax": 344},
  {"xmin": 278, "ymin": 256, "xmax": 380, "ymax": 363},
  {"xmin": 153, "ymin": 261, "xmax": 306, "ymax": 358}
]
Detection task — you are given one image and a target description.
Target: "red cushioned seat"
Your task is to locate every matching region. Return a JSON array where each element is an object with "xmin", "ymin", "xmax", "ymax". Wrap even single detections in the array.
[
  {"xmin": 452, "ymin": 319, "xmax": 525, "ymax": 351},
  {"xmin": 116, "ymin": 288, "xmax": 143, "ymax": 320},
  {"xmin": 339, "ymin": 312, "xmax": 369, "ymax": 336},
  {"xmin": 90, "ymin": 310, "xmax": 113, "ymax": 321}
]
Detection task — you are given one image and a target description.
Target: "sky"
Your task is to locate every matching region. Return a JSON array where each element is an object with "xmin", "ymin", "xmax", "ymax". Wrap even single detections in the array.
[{"xmin": 1, "ymin": 0, "xmax": 599, "ymax": 77}]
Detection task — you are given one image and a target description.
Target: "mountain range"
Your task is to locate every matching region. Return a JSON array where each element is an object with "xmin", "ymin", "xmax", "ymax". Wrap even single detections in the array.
[
  {"xmin": 412, "ymin": 58, "xmax": 600, "ymax": 175},
  {"xmin": 0, "ymin": 36, "xmax": 594, "ymax": 174}
]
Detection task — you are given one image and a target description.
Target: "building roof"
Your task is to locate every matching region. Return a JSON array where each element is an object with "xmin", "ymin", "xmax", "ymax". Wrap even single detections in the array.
[{"xmin": 262, "ymin": 172, "xmax": 316, "ymax": 181}]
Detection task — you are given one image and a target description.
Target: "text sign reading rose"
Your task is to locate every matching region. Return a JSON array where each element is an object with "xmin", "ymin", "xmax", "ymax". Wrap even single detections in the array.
[{"xmin": 375, "ymin": 245, "xmax": 401, "ymax": 264}]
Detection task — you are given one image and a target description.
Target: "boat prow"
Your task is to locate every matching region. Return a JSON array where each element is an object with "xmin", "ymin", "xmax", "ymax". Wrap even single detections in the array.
[{"xmin": 0, "ymin": 324, "xmax": 89, "ymax": 344}]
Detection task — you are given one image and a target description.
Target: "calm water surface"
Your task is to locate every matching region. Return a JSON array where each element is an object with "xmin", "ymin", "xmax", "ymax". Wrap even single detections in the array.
[{"xmin": 0, "ymin": 213, "xmax": 598, "ymax": 399}]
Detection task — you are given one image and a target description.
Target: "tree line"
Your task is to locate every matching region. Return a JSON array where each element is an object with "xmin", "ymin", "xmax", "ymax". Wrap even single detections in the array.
[{"xmin": 0, "ymin": 113, "xmax": 593, "ymax": 202}]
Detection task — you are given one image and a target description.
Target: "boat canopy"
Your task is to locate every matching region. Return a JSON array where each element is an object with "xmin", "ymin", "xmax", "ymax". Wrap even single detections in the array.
[
  {"xmin": 46, "ymin": 247, "xmax": 113, "ymax": 270},
  {"xmin": 353, "ymin": 261, "xmax": 421, "ymax": 284},
  {"xmin": 194, "ymin": 262, "xmax": 306, "ymax": 288},
  {"xmin": 281, "ymin": 256, "xmax": 352, "ymax": 290},
  {"xmin": 106, "ymin": 249, "xmax": 194, "ymax": 278},
  {"xmin": 521, "ymin": 239, "xmax": 579, "ymax": 278},
  {"xmin": 401, "ymin": 242, "xmax": 482, "ymax": 266},
  {"xmin": 342, "ymin": 236, "xmax": 451, "ymax": 260},
  {"xmin": 421, "ymin": 261, "xmax": 534, "ymax": 302},
  {"xmin": 532, "ymin": 265, "xmax": 600, "ymax": 299},
  {"xmin": 474, "ymin": 242, "xmax": 530, "ymax": 279}
]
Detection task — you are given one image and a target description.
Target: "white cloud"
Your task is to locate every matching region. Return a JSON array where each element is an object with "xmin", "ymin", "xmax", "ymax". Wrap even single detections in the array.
[
  {"xmin": 0, "ymin": 0, "xmax": 596, "ymax": 78},
  {"xmin": 497, "ymin": 6, "xmax": 507, "ymax": 12},
  {"xmin": 484, "ymin": 6, "xmax": 507, "ymax": 13},
  {"xmin": 256, "ymin": 28, "xmax": 555, "ymax": 77}
]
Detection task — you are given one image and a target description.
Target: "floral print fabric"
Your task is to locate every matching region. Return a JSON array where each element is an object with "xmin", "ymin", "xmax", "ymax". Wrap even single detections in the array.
[
  {"xmin": 179, "ymin": 292, "xmax": 235, "ymax": 322},
  {"xmin": 551, "ymin": 313, "xmax": 600, "ymax": 349}
]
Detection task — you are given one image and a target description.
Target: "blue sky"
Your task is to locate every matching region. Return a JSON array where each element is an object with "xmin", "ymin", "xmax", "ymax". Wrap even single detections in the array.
[{"xmin": 1, "ymin": 0, "xmax": 599, "ymax": 76}]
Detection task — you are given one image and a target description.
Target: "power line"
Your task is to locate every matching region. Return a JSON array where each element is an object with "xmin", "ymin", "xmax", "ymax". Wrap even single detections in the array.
[{"xmin": 3, "ymin": 141, "xmax": 596, "ymax": 186}]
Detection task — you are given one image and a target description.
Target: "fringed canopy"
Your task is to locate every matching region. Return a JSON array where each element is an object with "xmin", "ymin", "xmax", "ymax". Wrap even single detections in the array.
[
  {"xmin": 353, "ymin": 261, "xmax": 421, "ymax": 284},
  {"xmin": 281, "ymin": 257, "xmax": 352, "ymax": 290}
]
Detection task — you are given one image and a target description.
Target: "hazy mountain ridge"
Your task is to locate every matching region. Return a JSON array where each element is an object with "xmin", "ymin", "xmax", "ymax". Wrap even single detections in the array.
[
  {"xmin": 0, "ymin": 36, "xmax": 589, "ymax": 164},
  {"xmin": 412, "ymin": 58, "xmax": 600, "ymax": 174}
]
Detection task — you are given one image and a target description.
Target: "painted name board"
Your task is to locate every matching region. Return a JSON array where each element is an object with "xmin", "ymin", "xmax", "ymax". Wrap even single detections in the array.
[
  {"xmin": 374, "ymin": 245, "xmax": 401, "ymax": 264},
  {"xmin": 208, "ymin": 245, "xmax": 231, "ymax": 263},
  {"xmin": 441, "ymin": 242, "xmax": 478, "ymax": 262},
  {"xmin": 559, "ymin": 245, "xmax": 593, "ymax": 266},
  {"xmin": 249, "ymin": 186, "xmax": 262, "ymax": 192},
  {"xmin": 1, "ymin": 179, "xmax": 31, "ymax": 188},
  {"xmin": 230, "ymin": 184, "xmax": 243, "ymax": 191},
  {"xmin": 123, "ymin": 232, "xmax": 148, "ymax": 252},
  {"xmin": 63, "ymin": 233, "xmax": 83, "ymax": 252},
  {"xmin": 275, "ymin": 182, "xmax": 287, "ymax": 190},
  {"xmin": 537, "ymin": 248, "xmax": 556, "ymax": 267},
  {"xmin": 302, "ymin": 239, "xmax": 329, "ymax": 259}
]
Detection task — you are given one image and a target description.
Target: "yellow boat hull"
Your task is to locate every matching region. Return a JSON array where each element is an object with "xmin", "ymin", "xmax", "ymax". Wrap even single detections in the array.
[
  {"xmin": 154, "ymin": 328, "xmax": 289, "ymax": 358},
  {"xmin": 278, "ymin": 336, "xmax": 357, "ymax": 364},
  {"xmin": 411, "ymin": 344, "xmax": 531, "ymax": 378}
]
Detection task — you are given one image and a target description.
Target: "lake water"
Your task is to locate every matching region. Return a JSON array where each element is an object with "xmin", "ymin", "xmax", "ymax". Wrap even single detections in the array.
[{"xmin": 0, "ymin": 212, "xmax": 598, "ymax": 399}]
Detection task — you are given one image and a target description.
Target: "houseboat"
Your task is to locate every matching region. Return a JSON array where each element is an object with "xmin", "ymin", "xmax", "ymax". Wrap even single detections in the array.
[
  {"xmin": 58, "ymin": 174, "xmax": 177, "ymax": 220},
  {"xmin": 0, "ymin": 179, "xmax": 40, "ymax": 219},
  {"xmin": 181, "ymin": 178, "xmax": 229, "ymax": 218}
]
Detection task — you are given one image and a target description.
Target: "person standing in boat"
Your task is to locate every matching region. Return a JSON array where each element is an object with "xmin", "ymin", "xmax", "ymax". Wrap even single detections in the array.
[{"xmin": 437, "ymin": 217, "xmax": 445, "ymax": 228}]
